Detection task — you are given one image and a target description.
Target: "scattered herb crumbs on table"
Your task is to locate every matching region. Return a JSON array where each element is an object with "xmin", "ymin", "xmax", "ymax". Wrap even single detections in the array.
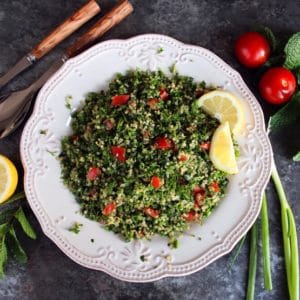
[{"xmin": 59, "ymin": 69, "xmax": 229, "ymax": 247}]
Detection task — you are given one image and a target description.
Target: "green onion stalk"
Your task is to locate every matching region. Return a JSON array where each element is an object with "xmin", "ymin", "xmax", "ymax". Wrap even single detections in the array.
[
  {"xmin": 272, "ymin": 162, "xmax": 299, "ymax": 300},
  {"xmin": 246, "ymin": 222, "xmax": 258, "ymax": 300},
  {"xmin": 261, "ymin": 192, "xmax": 272, "ymax": 290}
]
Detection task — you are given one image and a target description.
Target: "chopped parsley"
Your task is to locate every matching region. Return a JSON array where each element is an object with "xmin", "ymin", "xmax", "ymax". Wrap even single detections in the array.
[
  {"xmin": 140, "ymin": 255, "xmax": 145, "ymax": 262},
  {"xmin": 46, "ymin": 150, "xmax": 57, "ymax": 157},
  {"xmin": 60, "ymin": 70, "xmax": 229, "ymax": 247},
  {"xmin": 157, "ymin": 47, "xmax": 164, "ymax": 54},
  {"xmin": 39, "ymin": 129, "xmax": 47, "ymax": 135},
  {"xmin": 65, "ymin": 95, "xmax": 73, "ymax": 110},
  {"xmin": 68, "ymin": 222, "xmax": 83, "ymax": 234}
]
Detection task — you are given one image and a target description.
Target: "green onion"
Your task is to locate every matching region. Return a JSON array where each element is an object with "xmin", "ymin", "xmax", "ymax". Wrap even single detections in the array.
[
  {"xmin": 246, "ymin": 222, "xmax": 258, "ymax": 300},
  {"xmin": 261, "ymin": 192, "xmax": 272, "ymax": 290},
  {"xmin": 271, "ymin": 164, "xmax": 299, "ymax": 300}
]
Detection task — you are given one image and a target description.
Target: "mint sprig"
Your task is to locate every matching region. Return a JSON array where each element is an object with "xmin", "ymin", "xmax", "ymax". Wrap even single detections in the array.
[
  {"xmin": 269, "ymin": 92, "xmax": 300, "ymax": 131},
  {"xmin": 284, "ymin": 32, "xmax": 300, "ymax": 70},
  {"xmin": 293, "ymin": 152, "xmax": 300, "ymax": 162},
  {"xmin": 0, "ymin": 193, "xmax": 37, "ymax": 278},
  {"xmin": 253, "ymin": 25, "xmax": 277, "ymax": 52}
]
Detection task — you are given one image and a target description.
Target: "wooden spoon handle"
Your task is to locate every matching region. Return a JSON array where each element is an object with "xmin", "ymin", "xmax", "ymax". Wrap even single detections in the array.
[
  {"xmin": 30, "ymin": 0, "xmax": 101, "ymax": 60},
  {"xmin": 66, "ymin": 0, "xmax": 133, "ymax": 58}
]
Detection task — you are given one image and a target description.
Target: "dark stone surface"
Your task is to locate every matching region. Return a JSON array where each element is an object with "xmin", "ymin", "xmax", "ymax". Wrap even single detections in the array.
[{"xmin": 0, "ymin": 0, "xmax": 299, "ymax": 299}]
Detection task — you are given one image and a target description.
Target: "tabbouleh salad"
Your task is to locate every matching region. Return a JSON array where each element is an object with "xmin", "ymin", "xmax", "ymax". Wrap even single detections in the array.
[{"xmin": 59, "ymin": 69, "xmax": 229, "ymax": 248}]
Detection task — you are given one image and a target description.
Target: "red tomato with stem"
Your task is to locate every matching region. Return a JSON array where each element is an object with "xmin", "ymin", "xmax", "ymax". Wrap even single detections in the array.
[
  {"xmin": 259, "ymin": 67, "xmax": 296, "ymax": 105},
  {"xmin": 235, "ymin": 32, "xmax": 270, "ymax": 68}
]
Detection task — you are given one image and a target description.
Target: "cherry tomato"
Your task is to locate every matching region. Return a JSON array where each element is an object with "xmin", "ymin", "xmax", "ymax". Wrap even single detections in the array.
[
  {"xmin": 154, "ymin": 137, "xmax": 172, "ymax": 150},
  {"xmin": 103, "ymin": 202, "xmax": 116, "ymax": 216},
  {"xmin": 144, "ymin": 207, "xmax": 160, "ymax": 218},
  {"xmin": 235, "ymin": 32, "xmax": 270, "ymax": 68},
  {"xmin": 259, "ymin": 67, "xmax": 296, "ymax": 105},
  {"xmin": 159, "ymin": 88, "xmax": 169, "ymax": 100},
  {"xmin": 151, "ymin": 176, "xmax": 163, "ymax": 189},
  {"xmin": 183, "ymin": 210, "xmax": 198, "ymax": 222},
  {"xmin": 111, "ymin": 146, "xmax": 126, "ymax": 162},
  {"xmin": 87, "ymin": 167, "xmax": 101, "ymax": 180},
  {"xmin": 111, "ymin": 94, "xmax": 130, "ymax": 107}
]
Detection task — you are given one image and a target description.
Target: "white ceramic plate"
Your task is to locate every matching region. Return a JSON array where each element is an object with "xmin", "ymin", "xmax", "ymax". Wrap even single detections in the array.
[{"xmin": 20, "ymin": 34, "xmax": 272, "ymax": 282}]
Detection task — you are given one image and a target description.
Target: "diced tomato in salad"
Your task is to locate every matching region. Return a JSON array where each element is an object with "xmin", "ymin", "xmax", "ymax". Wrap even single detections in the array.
[
  {"xmin": 199, "ymin": 142, "xmax": 211, "ymax": 150},
  {"xmin": 183, "ymin": 210, "xmax": 198, "ymax": 221},
  {"xmin": 151, "ymin": 176, "xmax": 163, "ymax": 188},
  {"xmin": 144, "ymin": 207, "xmax": 160, "ymax": 218},
  {"xmin": 87, "ymin": 167, "xmax": 101, "ymax": 180},
  {"xmin": 111, "ymin": 146, "xmax": 126, "ymax": 162},
  {"xmin": 147, "ymin": 98, "xmax": 159, "ymax": 108},
  {"xmin": 159, "ymin": 88, "xmax": 169, "ymax": 100},
  {"xmin": 210, "ymin": 181, "xmax": 220, "ymax": 193},
  {"xmin": 103, "ymin": 202, "xmax": 116, "ymax": 216},
  {"xmin": 111, "ymin": 94, "xmax": 130, "ymax": 107},
  {"xmin": 154, "ymin": 137, "xmax": 172, "ymax": 150},
  {"xmin": 178, "ymin": 153, "xmax": 188, "ymax": 161}
]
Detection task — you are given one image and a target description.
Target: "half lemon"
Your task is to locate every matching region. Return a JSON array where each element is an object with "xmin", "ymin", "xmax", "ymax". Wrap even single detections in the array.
[{"xmin": 0, "ymin": 155, "xmax": 18, "ymax": 204}]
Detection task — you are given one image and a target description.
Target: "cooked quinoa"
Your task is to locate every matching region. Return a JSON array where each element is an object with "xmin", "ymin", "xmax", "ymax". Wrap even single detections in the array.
[{"xmin": 59, "ymin": 69, "xmax": 229, "ymax": 247}]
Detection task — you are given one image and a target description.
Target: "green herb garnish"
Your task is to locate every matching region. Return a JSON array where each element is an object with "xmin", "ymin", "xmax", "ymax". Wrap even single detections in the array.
[
  {"xmin": 65, "ymin": 95, "xmax": 73, "ymax": 110},
  {"xmin": 68, "ymin": 222, "xmax": 83, "ymax": 234},
  {"xmin": 157, "ymin": 47, "xmax": 164, "ymax": 54},
  {"xmin": 293, "ymin": 151, "xmax": 300, "ymax": 161},
  {"xmin": 0, "ymin": 193, "xmax": 37, "ymax": 278},
  {"xmin": 39, "ymin": 129, "xmax": 47, "ymax": 135},
  {"xmin": 284, "ymin": 32, "xmax": 300, "ymax": 70}
]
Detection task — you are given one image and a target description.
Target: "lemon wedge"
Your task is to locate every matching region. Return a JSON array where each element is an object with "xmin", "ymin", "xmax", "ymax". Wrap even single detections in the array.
[
  {"xmin": 0, "ymin": 155, "xmax": 18, "ymax": 204},
  {"xmin": 209, "ymin": 122, "xmax": 238, "ymax": 174},
  {"xmin": 197, "ymin": 90, "xmax": 244, "ymax": 135}
]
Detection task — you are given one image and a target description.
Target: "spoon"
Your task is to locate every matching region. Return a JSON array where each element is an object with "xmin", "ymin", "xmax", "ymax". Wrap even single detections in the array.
[{"xmin": 0, "ymin": 0, "xmax": 133, "ymax": 139}]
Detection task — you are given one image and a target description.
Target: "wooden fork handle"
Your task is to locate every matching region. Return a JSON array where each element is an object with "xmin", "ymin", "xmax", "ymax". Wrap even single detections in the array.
[
  {"xmin": 30, "ymin": 0, "xmax": 101, "ymax": 60},
  {"xmin": 66, "ymin": 0, "xmax": 134, "ymax": 58}
]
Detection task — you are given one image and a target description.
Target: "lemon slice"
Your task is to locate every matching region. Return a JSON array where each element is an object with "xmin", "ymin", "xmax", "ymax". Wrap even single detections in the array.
[
  {"xmin": 0, "ymin": 155, "xmax": 18, "ymax": 204},
  {"xmin": 197, "ymin": 90, "xmax": 244, "ymax": 135},
  {"xmin": 209, "ymin": 122, "xmax": 238, "ymax": 174}
]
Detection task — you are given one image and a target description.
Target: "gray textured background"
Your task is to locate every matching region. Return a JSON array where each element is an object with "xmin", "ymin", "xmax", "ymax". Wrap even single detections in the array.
[{"xmin": 0, "ymin": 0, "xmax": 299, "ymax": 299}]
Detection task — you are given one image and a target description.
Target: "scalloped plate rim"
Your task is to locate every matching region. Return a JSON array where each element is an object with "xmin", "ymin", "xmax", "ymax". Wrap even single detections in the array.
[{"xmin": 20, "ymin": 34, "xmax": 273, "ymax": 282}]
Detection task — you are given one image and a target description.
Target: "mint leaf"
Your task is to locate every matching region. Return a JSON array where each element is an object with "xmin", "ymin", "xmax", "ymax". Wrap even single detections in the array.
[
  {"xmin": 269, "ymin": 92, "xmax": 300, "ymax": 131},
  {"xmin": 0, "ymin": 224, "xmax": 8, "ymax": 238},
  {"xmin": 8, "ymin": 228, "xmax": 27, "ymax": 263},
  {"xmin": 253, "ymin": 25, "xmax": 277, "ymax": 52},
  {"xmin": 284, "ymin": 32, "xmax": 300, "ymax": 69},
  {"xmin": 0, "ymin": 236, "xmax": 7, "ymax": 278},
  {"xmin": 293, "ymin": 151, "xmax": 300, "ymax": 161},
  {"xmin": 14, "ymin": 208, "xmax": 37, "ymax": 240}
]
